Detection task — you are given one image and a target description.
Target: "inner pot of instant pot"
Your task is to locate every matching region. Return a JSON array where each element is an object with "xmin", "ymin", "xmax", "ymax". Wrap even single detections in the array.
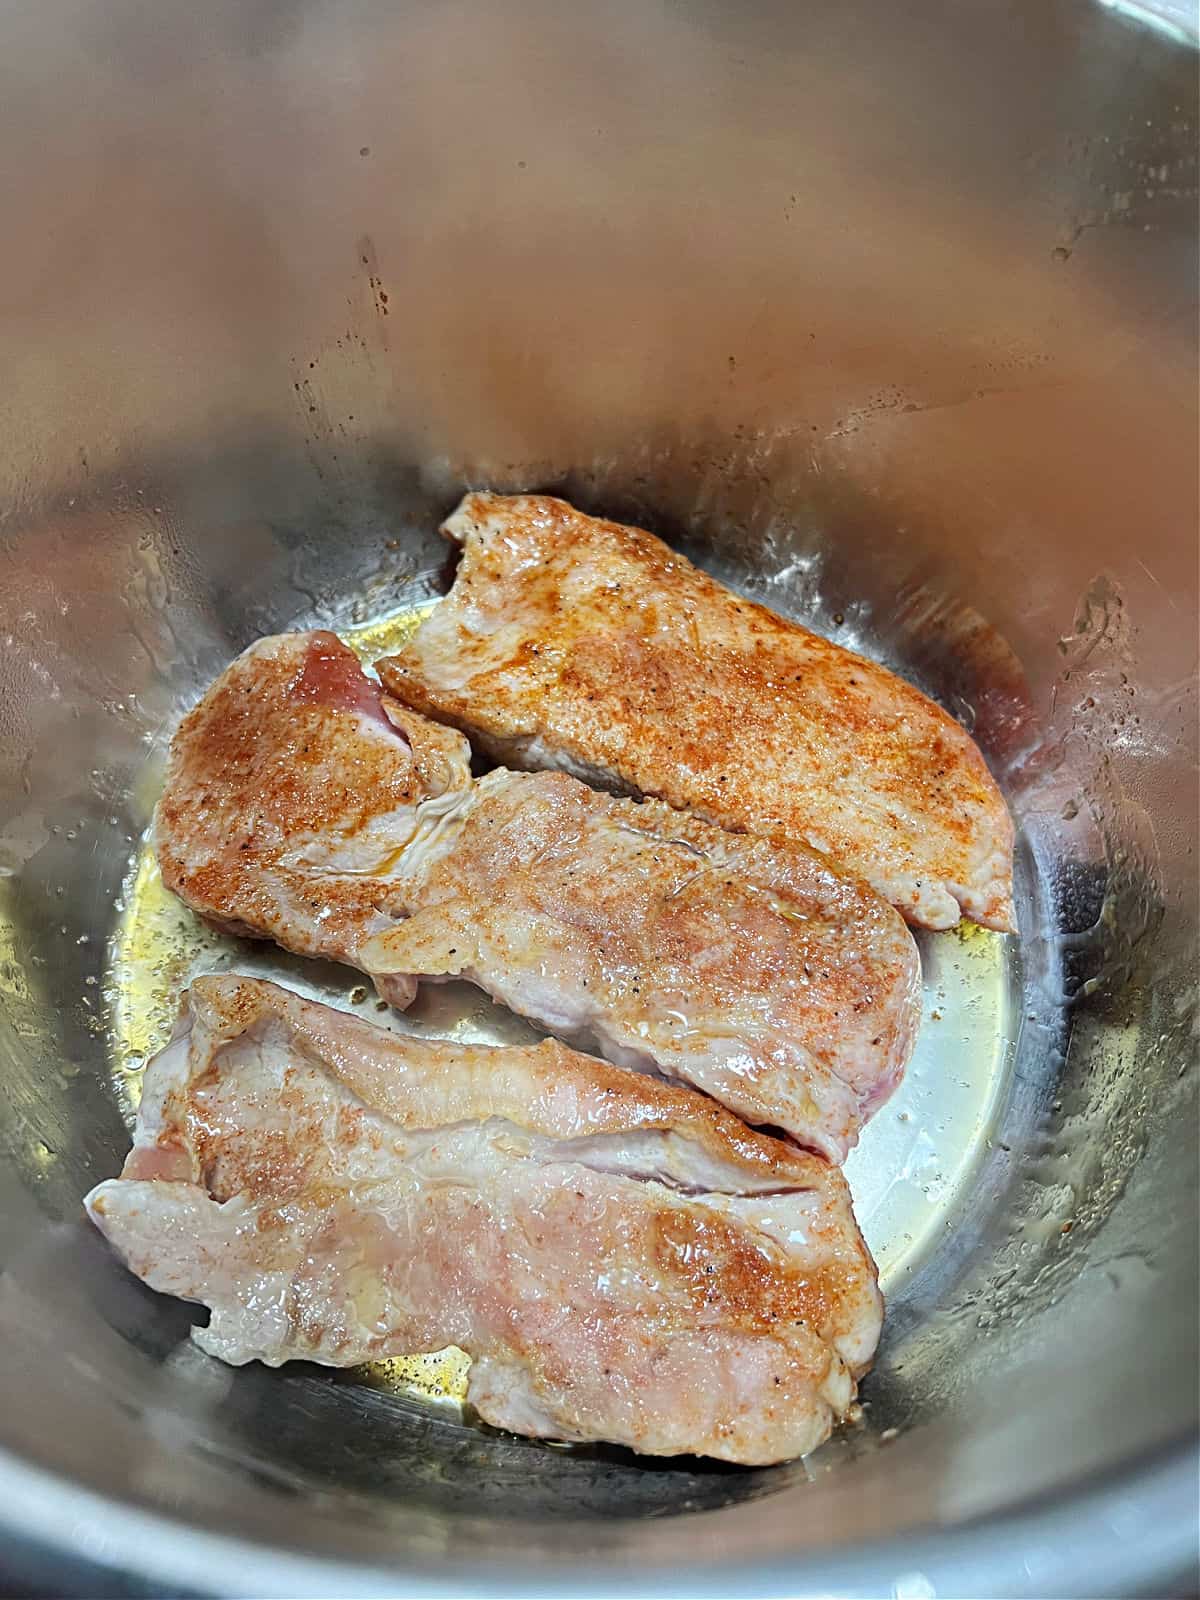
[{"xmin": 0, "ymin": 0, "xmax": 1195, "ymax": 1595}]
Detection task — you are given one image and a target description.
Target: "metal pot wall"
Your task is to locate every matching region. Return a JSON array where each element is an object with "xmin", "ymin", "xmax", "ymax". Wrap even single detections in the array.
[{"xmin": 0, "ymin": 1, "xmax": 1195, "ymax": 1594}]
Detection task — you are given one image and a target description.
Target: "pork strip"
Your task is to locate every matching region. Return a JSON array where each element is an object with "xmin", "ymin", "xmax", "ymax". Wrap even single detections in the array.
[
  {"xmin": 84, "ymin": 975, "xmax": 883, "ymax": 1464},
  {"xmin": 375, "ymin": 492, "xmax": 1016, "ymax": 932}
]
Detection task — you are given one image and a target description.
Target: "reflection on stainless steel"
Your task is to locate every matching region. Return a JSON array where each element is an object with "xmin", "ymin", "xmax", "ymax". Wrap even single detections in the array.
[
  {"xmin": 1098, "ymin": 0, "xmax": 1200, "ymax": 44},
  {"xmin": 0, "ymin": 0, "xmax": 1195, "ymax": 1593}
]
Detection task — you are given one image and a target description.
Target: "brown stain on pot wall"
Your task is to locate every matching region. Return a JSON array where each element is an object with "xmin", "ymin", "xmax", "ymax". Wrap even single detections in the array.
[{"xmin": 358, "ymin": 234, "xmax": 391, "ymax": 332}]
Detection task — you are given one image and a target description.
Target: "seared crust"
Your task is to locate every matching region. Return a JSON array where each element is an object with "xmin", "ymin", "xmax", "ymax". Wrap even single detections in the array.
[{"xmin": 156, "ymin": 630, "xmax": 470, "ymax": 961}]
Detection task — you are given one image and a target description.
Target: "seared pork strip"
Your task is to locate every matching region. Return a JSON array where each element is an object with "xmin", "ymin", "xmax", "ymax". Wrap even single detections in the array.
[
  {"xmin": 85, "ymin": 975, "xmax": 883, "ymax": 1464},
  {"xmin": 376, "ymin": 493, "xmax": 1016, "ymax": 932}
]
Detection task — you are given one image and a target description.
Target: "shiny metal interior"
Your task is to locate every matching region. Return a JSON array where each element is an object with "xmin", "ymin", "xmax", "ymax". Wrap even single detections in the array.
[{"xmin": 0, "ymin": 0, "xmax": 1196, "ymax": 1594}]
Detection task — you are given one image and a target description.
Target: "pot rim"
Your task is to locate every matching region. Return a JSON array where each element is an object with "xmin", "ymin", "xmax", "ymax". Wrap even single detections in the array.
[{"xmin": 0, "ymin": 1430, "xmax": 1194, "ymax": 1598}]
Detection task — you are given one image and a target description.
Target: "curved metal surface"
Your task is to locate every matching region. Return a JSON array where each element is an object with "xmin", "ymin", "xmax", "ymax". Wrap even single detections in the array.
[{"xmin": 0, "ymin": 0, "xmax": 1196, "ymax": 1594}]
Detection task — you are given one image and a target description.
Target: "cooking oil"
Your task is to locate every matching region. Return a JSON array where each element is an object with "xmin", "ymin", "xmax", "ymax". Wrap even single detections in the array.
[
  {"xmin": 844, "ymin": 919, "xmax": 1018, "ymax": 1286},
  {"xmin": 354, "ymin": 1349, "xmax": 472, "ymax": 1403},
  {"xmin": 340, "ymin": 600, "xmax": 438, "ymax": 668}
]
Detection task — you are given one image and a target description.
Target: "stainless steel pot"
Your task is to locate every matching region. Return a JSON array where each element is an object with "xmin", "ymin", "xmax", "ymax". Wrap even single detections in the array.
[{"xmin": 0, "ymin": 1, "xmax": 1196, "ymax": 1594}]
